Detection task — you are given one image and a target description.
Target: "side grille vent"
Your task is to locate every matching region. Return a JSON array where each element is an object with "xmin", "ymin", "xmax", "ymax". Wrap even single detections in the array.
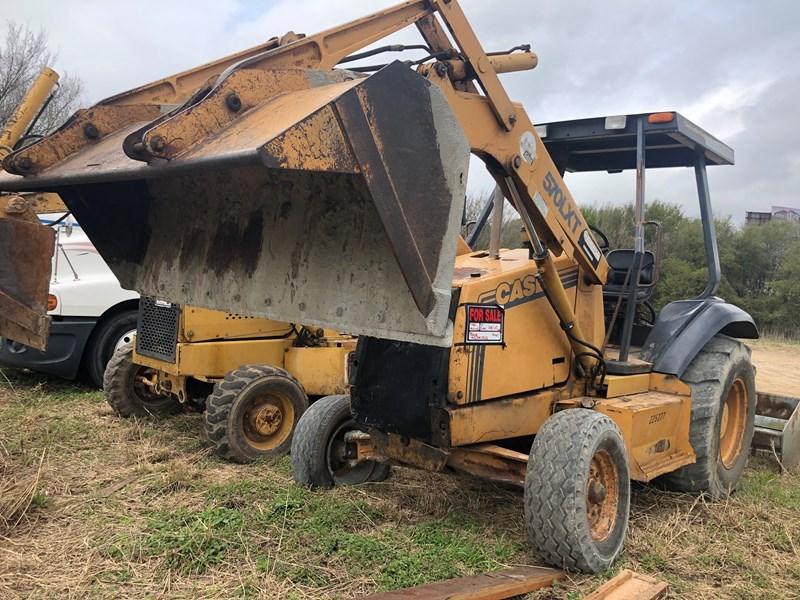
[{"xmin": 136, "ymin": 297, "xmax": 180, "ymax": 363}]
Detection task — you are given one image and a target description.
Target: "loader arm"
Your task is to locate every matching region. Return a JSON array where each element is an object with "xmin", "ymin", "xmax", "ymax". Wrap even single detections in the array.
[{"xmin": 0, "ymin": 0, "xmax": 606, "ymax": 357}]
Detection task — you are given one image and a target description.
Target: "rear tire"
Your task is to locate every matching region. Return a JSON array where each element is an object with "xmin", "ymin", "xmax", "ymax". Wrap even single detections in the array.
[
  {"xmin": 85, "ymin": 308, "xmax": 138, "ymax": 389},
  {"xmin": 524, "ymin": 409, "xmax": 630, "ymax": 573},
  {"xmin": 103, "ymin": 342, "xmax": 181, "ymax": 417},
  {"xmin": 204, "ymin": 365, "xmax": 309, "ymax": 463},
  {"xmin": 292, "ymin": 394, "xmax": 390, "ymax": 488},
  {"xmin": 658, "ymin": 335, "xmax": 756, "ymax": 499}
]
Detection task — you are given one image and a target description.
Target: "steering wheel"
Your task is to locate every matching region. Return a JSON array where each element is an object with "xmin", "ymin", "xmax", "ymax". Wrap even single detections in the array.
[{"xmin": 588, "ymin": 225, "xmax": 610, "ymax": 254}]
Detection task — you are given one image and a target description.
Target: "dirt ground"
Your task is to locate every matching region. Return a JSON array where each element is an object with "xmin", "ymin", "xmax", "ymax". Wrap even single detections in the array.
[
  {"xmin": 750, "ymin": 339, "xmax": 800, "ymax": 396},
  {"xmin": 0, "ymin": 341, "xmax": 798, "ymax": 599}
]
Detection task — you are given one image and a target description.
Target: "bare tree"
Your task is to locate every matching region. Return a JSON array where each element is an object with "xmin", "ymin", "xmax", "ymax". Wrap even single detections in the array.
[{"xmin": 0, "ymin": 22, "xmax": 83, "ymax": 145}]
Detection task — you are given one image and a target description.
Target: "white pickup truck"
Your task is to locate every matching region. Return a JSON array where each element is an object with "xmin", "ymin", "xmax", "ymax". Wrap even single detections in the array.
[{"xmin": 0, "ymin": 214, "xmax": 139, "ymax": 388}]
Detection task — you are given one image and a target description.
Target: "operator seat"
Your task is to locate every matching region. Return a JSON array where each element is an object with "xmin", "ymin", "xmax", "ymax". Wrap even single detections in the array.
[{"xmin": 602, "ymin": 249, "xmax": 656, "ymax": 304}]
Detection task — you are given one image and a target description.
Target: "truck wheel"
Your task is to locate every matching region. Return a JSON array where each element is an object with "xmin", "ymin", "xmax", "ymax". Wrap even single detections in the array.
[
  {"xmin": 292, "ymin": 394, "xmax": 390, "ymax": 488},
  {"xmin": 525, "ymin": 409, "xmax": 630, "ymax": 573},
  {"xmin": 84, "ymin": 308, "xmax": 138, "ymax": 389},
  {"xmin": 104, "ymin": 342, "xmax": 181, "ymax": 417},
  {"xmin": 204, "ymin": 365, "xmax": 309, "ymax": 463},
  {"xmin": 658, "ymin": 335, "xmax": 756, "ymax": 499}
]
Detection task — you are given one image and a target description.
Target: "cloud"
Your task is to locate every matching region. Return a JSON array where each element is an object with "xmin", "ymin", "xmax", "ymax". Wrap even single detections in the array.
[
  {"xmin": 4, "ymin": 0, "xmax": 798, "ymax": 221},
  {"xmin": 684, "ymin": 79, "xmax": 773, "ymax": 141}
]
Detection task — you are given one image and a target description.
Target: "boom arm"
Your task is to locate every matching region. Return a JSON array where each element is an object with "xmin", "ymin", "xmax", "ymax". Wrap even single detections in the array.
[{"xmin": 421, "ymin": 0, "xmax": 608, "ymax": 366}]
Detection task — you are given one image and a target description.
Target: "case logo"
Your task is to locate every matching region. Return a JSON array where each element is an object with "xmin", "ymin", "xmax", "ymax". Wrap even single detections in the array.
[{"xmin": 489, "ymin": 274, "xmax": 538, "ymax": 306}]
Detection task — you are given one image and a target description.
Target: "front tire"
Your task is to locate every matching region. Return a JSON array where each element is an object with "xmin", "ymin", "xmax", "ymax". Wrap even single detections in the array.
[
  {"xmin": 104, "ymin": 342, "xmax": 181, "ymax": 417},
  {"xmin": 658, "ymin": 335, "xmax": 756, "ymax": 499},
  {"xmin": 525, "ymin": 409, "xmax": 630, "ymax": 573},
  {"xmin": 204, "ymin": 365, "xmax": 309, "ymax": 463},
  {"xmin": 84, "ymin": 308, "xmax": 138, "ymax": 389},
  {"xmin": 292, "ymin": 394, "xmax": 390, "ymax": 488}
]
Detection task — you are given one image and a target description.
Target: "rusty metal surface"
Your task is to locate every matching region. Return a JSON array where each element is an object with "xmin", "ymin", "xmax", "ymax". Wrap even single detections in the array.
[
  {"xmin": 137, "ymin": 69, "xmax": 361, "ymax": 161},
  {"xmin": 333, "ymin": 63, "xmax": 460, "ymax": 315},
  {"xmin": 98, "ymin": 35, "xmax": 287, "ymax": 108},
  {"xmin": 369, "ymin": 429, "xmax": 449, "ymax": 471},
  {"xmin": 3, "ymin": 105, "xmax": 161, "ymax": 176},
  {"xmin": 0, "ymin": 217, "xmax": 55, "ymax": 350},
  {"xmin": 0, "ymin": 0, "xmax": 611, "ymax": 362},
  {"xmin": 0, "ymin": 0, "xmax": 434, "ymax": 168},
  {"xmin": 0, "ymin": 64, "xmax": 469, "ymax": 347},
  {"xmin": 753, "ymin": 391, "xmax": 800, "ymax": 469}
]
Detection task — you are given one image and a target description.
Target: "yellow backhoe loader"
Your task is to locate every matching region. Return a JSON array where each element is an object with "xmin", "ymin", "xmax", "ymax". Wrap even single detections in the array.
[
  {"xmin": 1, "ymin": 1, "xmax": 797, "ymax": 573},
  {"xmin": 105, "ymin": 301, "xmax": 356, "ymax": 462}
]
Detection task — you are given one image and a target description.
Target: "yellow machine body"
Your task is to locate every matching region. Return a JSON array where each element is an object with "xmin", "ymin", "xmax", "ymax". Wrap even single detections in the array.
[
  {"xmin": 365, "ymin": 245, "xmax": 695, "ymax": 483},
  {"xmin": 132, "ymin": 305, "xmax": 355, "ymax": 403}
]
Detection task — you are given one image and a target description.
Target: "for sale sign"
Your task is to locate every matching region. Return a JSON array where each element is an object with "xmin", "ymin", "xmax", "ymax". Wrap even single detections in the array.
[{"xmin": 465, "ymin": 304, "xmax": 504, "ymax": 345}]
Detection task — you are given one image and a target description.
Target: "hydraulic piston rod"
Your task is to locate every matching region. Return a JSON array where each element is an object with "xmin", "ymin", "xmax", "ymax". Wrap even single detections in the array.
[{"xmin": 0, "ymin": 67, "xmax": 59, "ymax": 160}]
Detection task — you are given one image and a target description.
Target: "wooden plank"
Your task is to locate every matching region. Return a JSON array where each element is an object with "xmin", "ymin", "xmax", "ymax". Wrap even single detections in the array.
[
  {"xmin": 468, "ymin": 444, "xmax": 529, "ymax": 463},
  {"xmin": 583, "ymin": 569, "xmax": 668, "ymax": 600},
  {"xmin": 364, "ymin": 566, "xmax": 564, "ymax": 600}
]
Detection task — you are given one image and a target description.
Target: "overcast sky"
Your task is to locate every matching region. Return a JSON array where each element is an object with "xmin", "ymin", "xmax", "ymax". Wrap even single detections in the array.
[{"xmin": 6, "ymin": 0, "xmax": 799, "ymax": 221}]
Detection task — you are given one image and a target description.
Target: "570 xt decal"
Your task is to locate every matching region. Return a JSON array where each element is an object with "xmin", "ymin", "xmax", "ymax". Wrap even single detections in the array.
[
  {"xmin": 543, "ymin": 171, "xmax": 583, "ymax": 235},
  {"xmin": 543, "ymin": 171, "xmax": 603, "ymax": 269}
]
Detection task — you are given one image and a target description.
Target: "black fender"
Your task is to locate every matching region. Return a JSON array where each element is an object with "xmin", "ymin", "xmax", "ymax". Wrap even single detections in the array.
[{"xmin": 640, "ymin": 298, "xmax": 758, "ymax": 377}]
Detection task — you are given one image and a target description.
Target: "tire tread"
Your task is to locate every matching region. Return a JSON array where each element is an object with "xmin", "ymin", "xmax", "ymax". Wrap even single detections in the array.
[
  {"xmin": 659, "ymin": 334, "xmax": 755, "ymax": 498},
  {"xmin": 103, "ymin": 342, "xmax": 179, "ymax": 417},
  {"xmin": 203, "ymin": 365, "xmax": 307, "ymax": 463},
  {"xmin": 524, "ymin": 409, "xmax": 629, "ymax": 573}
]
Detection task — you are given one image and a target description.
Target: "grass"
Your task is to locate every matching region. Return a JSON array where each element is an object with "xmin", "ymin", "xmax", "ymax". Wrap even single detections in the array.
[
  {"xmin": 756, "ymin": 331, "xmax": 800, "ymax": 346},
  {"xmin": 0, "ymin": 365, "xmax": 799, "ymax": 599}
]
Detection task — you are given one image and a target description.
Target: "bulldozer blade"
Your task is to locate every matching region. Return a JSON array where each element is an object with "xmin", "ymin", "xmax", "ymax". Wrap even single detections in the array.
[
  {"xmin": 0, "ymin": 214, "xmax": 55, "ymax": 351},
  {"xmin": 0, "ymin": 63, "xmax": 470, "ymax": 346}
]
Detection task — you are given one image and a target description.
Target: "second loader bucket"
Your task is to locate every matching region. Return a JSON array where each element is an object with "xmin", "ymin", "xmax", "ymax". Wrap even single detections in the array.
[
  {"xmin": 0, "ymin": 202, "xmax": 54, "ymax": 351},
  {"xmin": 0, "ymin": 63, "xmax": 470, "ymax": 347}
]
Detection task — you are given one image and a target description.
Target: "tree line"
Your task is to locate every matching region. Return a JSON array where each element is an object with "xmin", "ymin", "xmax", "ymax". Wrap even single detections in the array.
[
  {"xmin": 467, "ymin": 196, "xmax": 800, "ymax": 338},
  {"xmin": 583, "ymin": 201, "xmax": 800, "ymax": 337}
]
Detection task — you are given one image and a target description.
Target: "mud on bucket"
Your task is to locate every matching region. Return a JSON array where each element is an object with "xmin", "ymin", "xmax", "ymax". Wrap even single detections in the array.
[{"xmin": 0, "ymin": 62, "xmax": 470, "ymax": 347}]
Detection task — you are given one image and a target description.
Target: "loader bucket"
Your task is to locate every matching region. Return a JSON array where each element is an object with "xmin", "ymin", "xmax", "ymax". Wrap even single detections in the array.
[
  {"xmin": 0, "ymin": 63, "xmax": 470, "ymax": 346},
  {"xmin": 752, "ymin": 392, "xmax": 800, "ymax": 469},
  {"xmin": 0, "ymin": 207, "xmax": 55, "ymax": 351}
]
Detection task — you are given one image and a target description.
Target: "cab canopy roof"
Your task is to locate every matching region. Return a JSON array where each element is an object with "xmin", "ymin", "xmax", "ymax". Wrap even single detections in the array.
[{"xmin": 537, "ymin": 112, "xmax": 734, "ymax": 173}]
